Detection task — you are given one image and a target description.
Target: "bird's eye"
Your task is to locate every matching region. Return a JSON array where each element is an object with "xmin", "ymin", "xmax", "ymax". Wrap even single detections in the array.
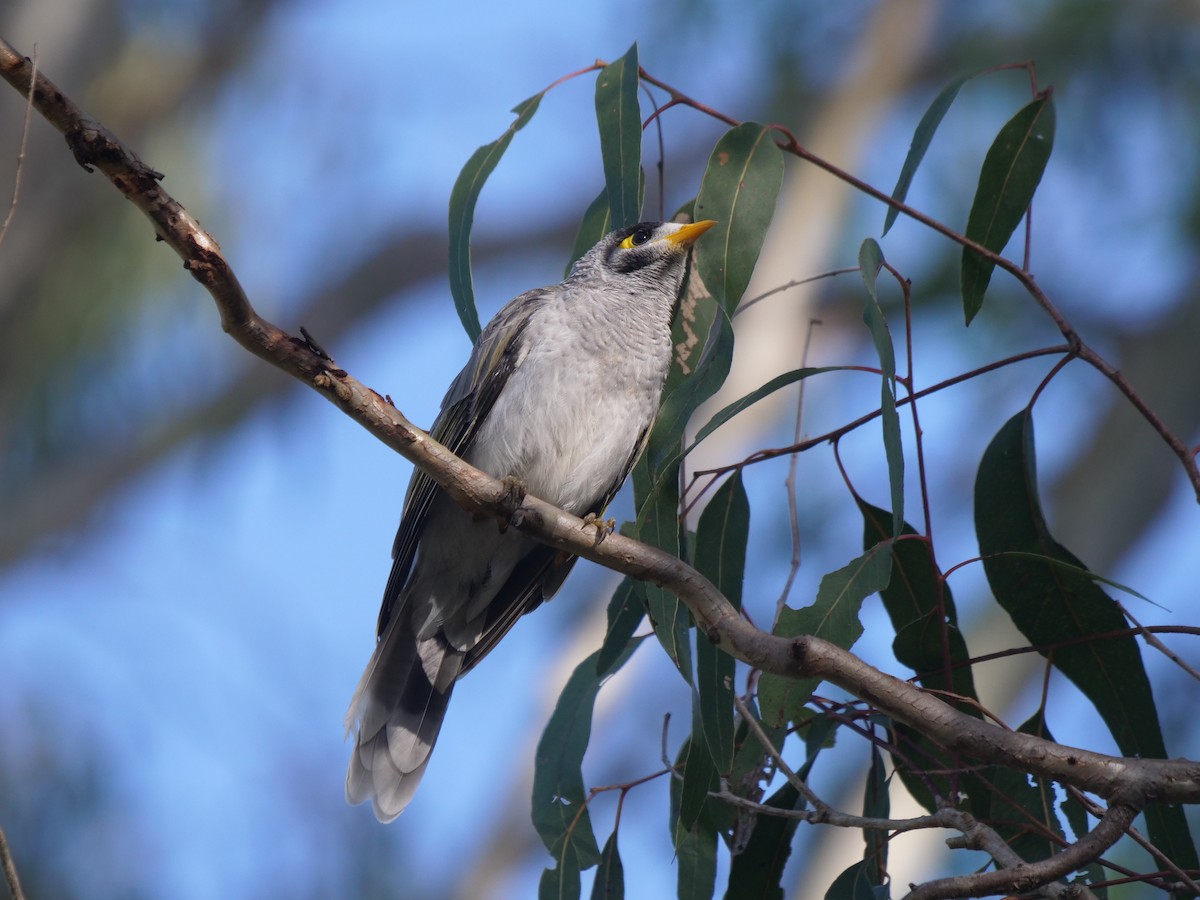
[{"xmin": 619, "ymin": 227, "xmax": 653, "ymax": 250}]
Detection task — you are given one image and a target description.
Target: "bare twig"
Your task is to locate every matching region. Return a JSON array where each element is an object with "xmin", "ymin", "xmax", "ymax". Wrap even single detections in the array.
[
  {"xmin": 0, "ymin": 43, "xmax": 35, "ymax": 250},
  {"xmin": 906, "ymin": 798, "xmax": 1137, "ymax": 900},
  {"xmin": 0, "ymin": 825, "xmax": 25, "ymax": 900},
  {"xmin": 772, "ymin": 317, "xmax": 820, "ymax": 630}
]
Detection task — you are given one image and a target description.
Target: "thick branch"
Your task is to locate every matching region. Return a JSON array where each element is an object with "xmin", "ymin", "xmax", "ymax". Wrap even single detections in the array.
[{"xmin": 2, "ymin": 31, "xmax": 1197, "ymax": 820}]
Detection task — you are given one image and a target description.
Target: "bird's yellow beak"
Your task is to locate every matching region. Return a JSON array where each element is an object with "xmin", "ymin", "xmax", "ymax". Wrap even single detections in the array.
[{"xmin": 666, "ymin": 219, "xmax": 717, "ymax": 247}]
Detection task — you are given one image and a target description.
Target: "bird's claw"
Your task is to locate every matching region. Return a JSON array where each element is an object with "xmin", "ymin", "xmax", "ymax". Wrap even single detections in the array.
[
  {"xmin": 581, "ymin": 512, "xmax": 615, "ymax": 545},
  {"xmin": 495, "ymin": 475, "xmax": 528, "ymax": 532}
]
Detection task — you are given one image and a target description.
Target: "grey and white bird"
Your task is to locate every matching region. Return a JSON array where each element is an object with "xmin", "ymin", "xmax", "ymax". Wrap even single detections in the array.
[{"xmin": 345, "ymin": 218, "xmax": 715, "ymax": 821}]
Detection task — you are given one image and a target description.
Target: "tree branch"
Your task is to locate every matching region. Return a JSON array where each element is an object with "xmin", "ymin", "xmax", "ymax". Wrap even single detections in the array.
[{"xmin": 0, "ymin": 824, "xmax": 25, "ymax": 900}]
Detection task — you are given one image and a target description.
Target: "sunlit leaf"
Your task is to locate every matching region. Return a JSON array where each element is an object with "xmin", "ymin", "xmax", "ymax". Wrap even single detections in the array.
[
  {"xmin": 594, "ymin": 43, "xmax": 642, "ymax": 230},
  {"xmin": 758, "ymin": 544, "xmax": 893, "ymax": 728},
  {"xmin": 694, "ymin": 123, "xmax": 784, "ymax": 314},
  {"xmin": 448, "ymin": 93, "xmax": 544, "ymax": 341},
  {"xmin": 961, "ymin": 93, "xmax": 1055, "ymax": 323}
]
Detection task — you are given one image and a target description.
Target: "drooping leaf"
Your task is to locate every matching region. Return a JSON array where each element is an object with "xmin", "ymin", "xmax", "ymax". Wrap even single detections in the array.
[
  {"xmin": 883, "ymin": 72, "xmax": 977, "ymax": 236},
  {"xmin": 723, "ymin": 782, "xmax": 803, "ymax": 900},
  {"xmin": 858, "ymin": 239, "xmax": 904, "ymax": 535},
  {"xmin": 725, "ymin": 698, "xmax": 788, "ymax": 853},
  {"xmin": 677, "ymin": 694, "xmax": 720, "ymax": 844},
  {"xmin": 758, "ymin": 544, "xmax": 893, "ymax": 728},
  {"xmin": 596, "ymin": 576, "xmax": 645, "ymax": 679},
  {"xmin": 677, "ymin": 806, "xmax": 718, "ymax": 900},
  {"xmin": 986, "ymin": 710, "xmax": 1068, "ymax": 866},
  {"xmin": 448, "ymin": 93, "xmax": 544, "ymax": 341},
  {"xmin": 533, "ymin": 639, "xmax": 646, "ymax": 876},
  {"xmin": 859, "ymin": 500, "xmax": 984, "ymax": 816},
  {"xmin": 694, "ymin": 472, "xmax": 750, "ymax": 772},
  {"xmin": 975, "ymin": 409, "xmax": 1197, "ymax": 870},
  {"xmin": 961, "ymin": 93, "xmax": 1055, "ymax": 323},
  {"xmin": 694, "ymin": 123, "xmax": 785, "ymax": 314},
  {"xmin": 594, "ymin": 43, "xmax": 642, "ymax": 230},
  {"xmin": 590, "ymin": 830, "xmax": 625, "ymax": 900},
  {"xmin": 540, "ymin": 855, "xmax": 582, "ymax": 900},
  {"xmin": 632, "ymin": 463, "xmax": 692, "ymax": 681},
  {"xmin": 858, "ymin": 501, "xmax": 978, "ymax": 704}
]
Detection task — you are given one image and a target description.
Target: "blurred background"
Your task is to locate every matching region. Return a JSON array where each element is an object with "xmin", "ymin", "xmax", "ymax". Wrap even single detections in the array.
[{"xmin": 1, "ymin": 1, "xmax": 1198, "ymax": 897}]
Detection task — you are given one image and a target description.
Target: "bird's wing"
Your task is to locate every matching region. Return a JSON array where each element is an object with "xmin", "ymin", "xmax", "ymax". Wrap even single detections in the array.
[
  {"xmin": 459, "ymin": 420, "xmax": 655, "ymax": 674},
  {"xmin": 375, "ymin": 288, "xmax": 549, "ymax": 637}
]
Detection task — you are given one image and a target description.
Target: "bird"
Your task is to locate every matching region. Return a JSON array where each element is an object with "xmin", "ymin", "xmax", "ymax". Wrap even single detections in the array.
[{"xmin": 344, "ymin": 218, "xmax": 716, "ymax": 821}]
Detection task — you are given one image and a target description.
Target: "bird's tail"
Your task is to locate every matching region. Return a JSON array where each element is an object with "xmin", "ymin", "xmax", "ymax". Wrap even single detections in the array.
[{"xmin": 345, "ymin": 619, "xmax": 463, "ymax": 821}]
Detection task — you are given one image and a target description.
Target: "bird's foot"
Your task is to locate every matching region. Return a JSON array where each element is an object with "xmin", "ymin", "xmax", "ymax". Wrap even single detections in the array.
[
  {"xmin": 495, "ymin": 475, "xmax": 527, "ymax": 532},
  {"xmin": 581, "ymin": 512, "xmax": 616, "ymax": 545}
]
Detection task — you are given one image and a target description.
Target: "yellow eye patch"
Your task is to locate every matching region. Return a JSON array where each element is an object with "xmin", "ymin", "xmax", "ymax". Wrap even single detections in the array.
[{"xmin": 619, "ymin": 227, "xmax": 653, "ymax": 250}]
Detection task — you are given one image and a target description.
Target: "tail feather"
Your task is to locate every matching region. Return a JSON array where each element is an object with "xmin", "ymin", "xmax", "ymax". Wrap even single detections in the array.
[{"xmin": 346, "ymin": 620, "xmax": 463, "ymax": 822}]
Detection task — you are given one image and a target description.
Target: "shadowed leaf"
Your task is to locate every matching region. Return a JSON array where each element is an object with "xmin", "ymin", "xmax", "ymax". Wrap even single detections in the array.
[
  {"xmin": 975, "ymin": 409, "xmax": 1196, "ymax": 869},
  {"xmin": 859, "ymin": 239, "xmax": 904, "ymax": 534},
  {"xmin": 533, "ymin": 639, "xmax": 646, "ymax": 877},
  {"xmin": 694, "ymin": 472, "xmax": 749, "ymax": 772},
  {"xmin": 961, "ymin": 93, "xmax": 1055, "ymax": 323},
  {"xmin": 883, "ymin": 72, "xmax": 977, "ymax": 236}
]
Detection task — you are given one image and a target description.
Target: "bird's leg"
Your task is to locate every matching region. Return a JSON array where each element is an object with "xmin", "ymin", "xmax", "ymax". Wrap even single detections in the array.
[
  {"xmin": 493, "ymin": 475, "xmax": 528, "ymax": 533},
  {"xmin": 581, "ymin": 512, "xmax": 616, "ymax": 545}
]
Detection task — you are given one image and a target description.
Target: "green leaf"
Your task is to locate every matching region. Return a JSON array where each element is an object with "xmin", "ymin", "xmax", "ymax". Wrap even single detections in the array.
[
  {"xmin": 883, "ymin": 72, "xmax": 975, "ymax": 236},
  {"xmin": 862, "ymin": 746, "xmax": 889, "ymax": 862},
  {"xmin": 683, "ymin": 366, "xmax": 845, "ymax": 464},
  {"xmin": 961, "ymin": 93, "xmax": 1055, "ymax": 323},
  {"xmin": 723, "ymin": 782, "xmax": 803, "ymax": 900},
  {"xmin": 533, "ymin": 638, "xmax": 646, "ymax": 874},
  {"xmin": 448, "ymin": 93, "xmax": 544, "ymax": 341},
  {"xmin": 540, "ymin": 857, "xmax": 582, "ymax": 900},
  {"xmin": 858, "ymin": 239, "xmax": 903, "ymax": 535},
  {"xmin": 824, "ymin": 862, "xmax": 886, "ymax": 900},
  {"xmin": 694, "ymin": 472, "xmax": 749, "ymax": 772},
  {"xmin": 986, "ymin": 710, "xmax": 1068, "ymax": 866},
  {"xmin": 595, "ymin": 43, "xmax": 642, "ymax": 230},
  {"xmin": 590, "ymin": 830, "xmax": 625, "ymax": 900},
  {"xmin": 858, "ymin": 501, "xmax": 978, "ymax": 704},
  {"xmin": 596, "ymin": 577, "xmax": 645, "ymax": 680},
  {"xmin": 645, "ymin": 303, "xmax": 735, "ymax": 480},
  {"xmin": 758, "ymin": 544, "xmax": 893, "ymax": 728},
  {"xmin": 694, "ymin": 123, "xmax": 785, "ymax": 314},
  {"xmin": 632, "ymin": 464, "xmax": 692, "ymax": 681},
  {"xmin": 677, "ymin": 695, "xmax": 720, "ymax": 843},
  {"xmin": 975, "ymin": 409, "xmax": 1197, "ymax": 870},
  {"xmin": 677, "ymin": 813, "xmax": 718, "ymax": 900},
  {"xmin": 860, "ymin": 501, "xmax": 986, "ymax": 816},
  {"xmin": 566, "ymin": 174, "xmax": 646, "ymax": 275}
]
